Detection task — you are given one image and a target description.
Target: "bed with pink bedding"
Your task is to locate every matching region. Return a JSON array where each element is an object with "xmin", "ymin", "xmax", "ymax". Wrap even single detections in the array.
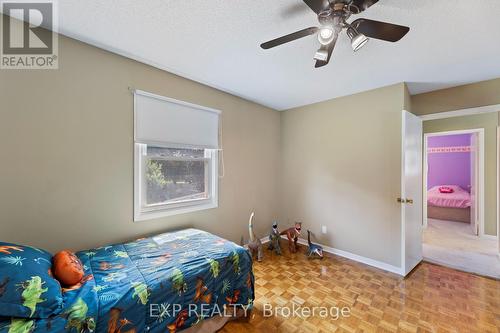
[
  {"xmin": 427, "ymin": 185, "xmax": 471, "ymax": 209},
  {"xmin": 427, "ymin": 185, "xmax": 471, "ymax": 223}
]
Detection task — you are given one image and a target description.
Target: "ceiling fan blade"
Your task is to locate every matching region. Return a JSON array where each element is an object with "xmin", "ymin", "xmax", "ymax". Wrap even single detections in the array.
[
  {"xmin": 261, "ymin": 27, "xmax": 318, "ymax": 49},
  {"xmin": 302, "ymin": 0, "xmax": 331, "ymax": 14},
  {"xmin": 350, "ymin": 0, "xmax": 379, "ymax": 12},
  {"xmin": 314, "ymin": 34, "xmax": 338, "ymax": 68},
  {"xmin": 351, "ymin": 18, "xmax": 410, "ymax": 42}
]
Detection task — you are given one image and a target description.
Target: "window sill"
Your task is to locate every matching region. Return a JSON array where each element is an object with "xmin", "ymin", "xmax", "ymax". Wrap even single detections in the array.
[{"xmin": 134, "ymin": 201, "xmax": 218, "ymax": 222}]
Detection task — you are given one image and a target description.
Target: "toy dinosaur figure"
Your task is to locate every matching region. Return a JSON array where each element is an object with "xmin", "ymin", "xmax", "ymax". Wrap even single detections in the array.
[
  {"xmin": 18, "ymin": 276, "xmax": 47, "ymax": 317},
  {"xmin": 307, "ymin": 230, "xmax": 324, "ymax": 259},
  {"xmin": 7, "ymin": 318, "xmax": 34, "ymax": 333},
  {"xmin": 247, "ymin": 212, "xmax": 263, "ymax": 262},
  {"xmin": 280, "ymin": 222, "xmax": 302, "ymax": 253},
  {"xmin": 64, "ymin": 298, "xmax": 96, "ymax": 333},
  {"xmin": 170, "ymin": 268, "xmax": 187, "ymax": 296},
  {"xmin": 208, "ymin": 259, "xmax": 220, "ymax": 278},
  {"xmin": 131, "ymin": 282, "xmax": 150, "ymax": 305},
  {"xmin": 267, "ymin": 221, "xmax": 281, "ymax": 255}
]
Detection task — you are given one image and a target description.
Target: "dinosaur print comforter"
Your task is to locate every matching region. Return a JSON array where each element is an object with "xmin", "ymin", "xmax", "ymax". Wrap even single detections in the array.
[{"xmin": 0, "ymin": 229, "xmax": 254, "ymax": 333}]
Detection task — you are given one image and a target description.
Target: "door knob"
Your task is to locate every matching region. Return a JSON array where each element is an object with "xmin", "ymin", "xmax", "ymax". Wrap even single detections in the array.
[
  {"xmin": 406, "ymin": 199, "xmax": 414, "ymax": 204},
  {"xmin": 397, "ymin": 198, "xmax": 413, "ymax": 204}
]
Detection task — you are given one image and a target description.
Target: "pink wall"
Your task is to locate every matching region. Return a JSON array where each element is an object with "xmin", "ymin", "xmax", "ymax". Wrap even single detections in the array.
[{"xmin": 427, "ymin": 134, "xmax": 471, "ymax": 191}]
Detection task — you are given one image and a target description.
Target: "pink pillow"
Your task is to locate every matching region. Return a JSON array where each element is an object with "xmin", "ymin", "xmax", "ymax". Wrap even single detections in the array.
[{"xmin": 439, "ymin": 186, "xmax": 454, "ymax": 194}]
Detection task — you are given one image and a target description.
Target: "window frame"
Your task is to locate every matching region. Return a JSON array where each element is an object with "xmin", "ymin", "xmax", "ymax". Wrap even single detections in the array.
[{"xmin": 134, "ymin": 143, "xmax": 218, "ymax": 221}]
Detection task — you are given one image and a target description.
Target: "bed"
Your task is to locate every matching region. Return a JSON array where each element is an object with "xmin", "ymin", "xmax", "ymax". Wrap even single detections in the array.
[
  {"xmin": 0, "ymin": 228, "xmax": 254, "ymax": 333},
  {"xmin": 427, "ymin": 185, "xmax": 471, "ymax": 223}
]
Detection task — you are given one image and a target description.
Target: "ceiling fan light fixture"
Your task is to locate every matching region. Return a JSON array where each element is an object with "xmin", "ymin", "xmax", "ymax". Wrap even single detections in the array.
[
  {"xmin": 318, "ymin": 26, "xmax": 334, "ymax": 45},
  {"xmin": 347, "ymin": 27, "xmax": 369, "ymax": 52},
  {"xmin": 313, "ymin": 48, "xmax": 328, "ymax": 62},
  {"xmin": 260, "ymin": 1, "xmax": 410, "ymax": 68},
  {"xmin": 351, "ymin": 33, "xmax": 369, "ymax": 51}
]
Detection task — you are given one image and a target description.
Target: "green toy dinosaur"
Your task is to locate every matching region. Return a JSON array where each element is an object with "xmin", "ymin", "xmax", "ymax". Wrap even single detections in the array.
[
  {"xmin": 18, "ymin": 276, "xmax": 47, "ymax": 317},
  {"xmin": 8, "ymin": 319, "xmax": 34, "ymax": 333},
  {"xmin": 64, "ymin": 298, "xmax": 96, "ymax": 333},
  {"xmin": 171, "ymin": 268, "xmax": 187, "ymax": 296},
  {"xmin": 131, "ymin": 282, "xmax": 150, "ymax": 305},
  {"xmin": 208, "ymin": 259, "xmax": 220, "ymax": 278}
]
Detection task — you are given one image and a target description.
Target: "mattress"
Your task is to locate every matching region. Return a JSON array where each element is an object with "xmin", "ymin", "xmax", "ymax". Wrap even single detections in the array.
[
  {"xmin": 0, "ymin": 228, "xmax": 254, "ymax": 333},
  {"xmin": 427, "ymin": 206, "xmax": 471, "ymax": 223},
  {"xmin": 427, "ymin": 185, "xmax": 471, "ymax": 209}
]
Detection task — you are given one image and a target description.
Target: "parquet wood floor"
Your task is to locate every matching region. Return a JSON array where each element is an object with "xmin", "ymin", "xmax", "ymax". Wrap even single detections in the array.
[{"xmin": 221, "ymin": 244, "xmax": 500, "ymax": 333}]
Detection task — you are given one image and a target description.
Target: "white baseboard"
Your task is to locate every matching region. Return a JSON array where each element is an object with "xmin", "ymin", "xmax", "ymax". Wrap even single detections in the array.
[
  {"xmin": 481, "ymin": 234, "xmax": 498, "ymax": 240},
  {"xmin": 260, "ymin": 235, "xmax": 403, "ymax": 276}
]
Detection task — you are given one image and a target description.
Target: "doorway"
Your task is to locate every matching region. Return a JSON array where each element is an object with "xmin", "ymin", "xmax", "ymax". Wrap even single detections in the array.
[{"xmin": 422, "ymin": 129, "xmax": 499, "ymax": 278}]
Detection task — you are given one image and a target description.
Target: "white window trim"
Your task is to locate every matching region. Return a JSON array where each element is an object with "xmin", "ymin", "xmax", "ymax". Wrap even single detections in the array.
[{"xmin": 134, "ymin": 143, "xmax": 218, "ymax": 222}]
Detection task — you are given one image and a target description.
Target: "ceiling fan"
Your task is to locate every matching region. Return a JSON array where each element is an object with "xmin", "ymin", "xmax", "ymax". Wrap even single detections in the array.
[{"xmin": 260, "ymin": 0, "xmax": 410, "ymax": 68}]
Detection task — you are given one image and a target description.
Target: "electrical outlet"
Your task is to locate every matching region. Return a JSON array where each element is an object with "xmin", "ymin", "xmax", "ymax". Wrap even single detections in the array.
[{"xmin": 322, "ymin": 226, "xmax": 327, "ymax": 234}]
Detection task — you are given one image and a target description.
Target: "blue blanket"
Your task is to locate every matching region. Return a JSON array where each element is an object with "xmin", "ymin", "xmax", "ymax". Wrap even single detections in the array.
[{"xmin": 0, "ymin": 229, "xmax": 254, "ymax": 333}]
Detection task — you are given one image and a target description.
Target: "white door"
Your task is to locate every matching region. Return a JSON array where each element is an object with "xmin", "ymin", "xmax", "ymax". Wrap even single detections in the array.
[
  {"xmin": 401, "ymin": 111, "xmax": 423, "ymax": 276},
  {"xmin": 470, "ymin": 133, "xmax": 479, "ymax": 235}
]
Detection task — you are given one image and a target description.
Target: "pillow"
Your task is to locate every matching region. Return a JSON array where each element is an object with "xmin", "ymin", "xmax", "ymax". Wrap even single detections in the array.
[
  {"xmin": 52, "ymin": 250, "xmax": 84, "ymax": 286},
  {"xmin": 0, "ymin": 242, "xmax": 63, "ymax": 318},
  {"xmin": 439, "ymin": 186, "xmax": 454, "ymax": 194}
]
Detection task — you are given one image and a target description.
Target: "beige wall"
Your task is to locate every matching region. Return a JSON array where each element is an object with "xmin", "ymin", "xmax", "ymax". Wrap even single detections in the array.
[
  {"xmin": 0, "ymin": 32, "xmax": 281, "ymax": 253},
  {"xmin": 411, "ymin": 78, "xmax": 500, "ymax": 115},
  {"xmin": 423, "ymin": 113, "xmax": 498, "ymax": 236},
  {"xmin": 280, "ymin": 84, "xmax": 406, "ymax": 267},
  {"xmin": 404, "ymin": 83, "xmax": 412, "ymax": 113}
]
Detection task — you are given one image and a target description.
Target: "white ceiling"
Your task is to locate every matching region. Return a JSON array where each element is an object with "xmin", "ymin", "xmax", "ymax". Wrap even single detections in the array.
[{"xmin": 53, "ymin": 0, "xmax": 500, "ymax": 110}]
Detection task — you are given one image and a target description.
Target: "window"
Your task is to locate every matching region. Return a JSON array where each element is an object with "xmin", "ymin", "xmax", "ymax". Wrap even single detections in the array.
[
  {"xmin": 135, "ymin": 145, "xmax": 218, "ymax": 220},
  {"xmin": 133, "ymin": 90, "xmax": 220, "ymax": 221}
]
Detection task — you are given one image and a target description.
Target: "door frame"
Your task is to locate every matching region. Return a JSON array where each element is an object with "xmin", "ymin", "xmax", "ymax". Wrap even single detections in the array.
[
  {"xmin": 423, "ymin": 128, "xmax": 485, "ymax": 237},
  {"xmin": 497, "ymin": 127, "xmax": 500, "ymax": 255}
]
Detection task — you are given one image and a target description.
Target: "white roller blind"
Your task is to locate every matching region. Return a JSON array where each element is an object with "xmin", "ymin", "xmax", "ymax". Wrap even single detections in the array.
[{"xmin": 134, "ymin": 90, "xmax": 220, "ymax": 149}]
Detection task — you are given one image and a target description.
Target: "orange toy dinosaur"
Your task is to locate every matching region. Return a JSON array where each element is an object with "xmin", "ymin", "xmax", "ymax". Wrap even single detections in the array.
[{"xmin": 280, "ymin": 222, "xmax": 302, "ymax": 253}]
